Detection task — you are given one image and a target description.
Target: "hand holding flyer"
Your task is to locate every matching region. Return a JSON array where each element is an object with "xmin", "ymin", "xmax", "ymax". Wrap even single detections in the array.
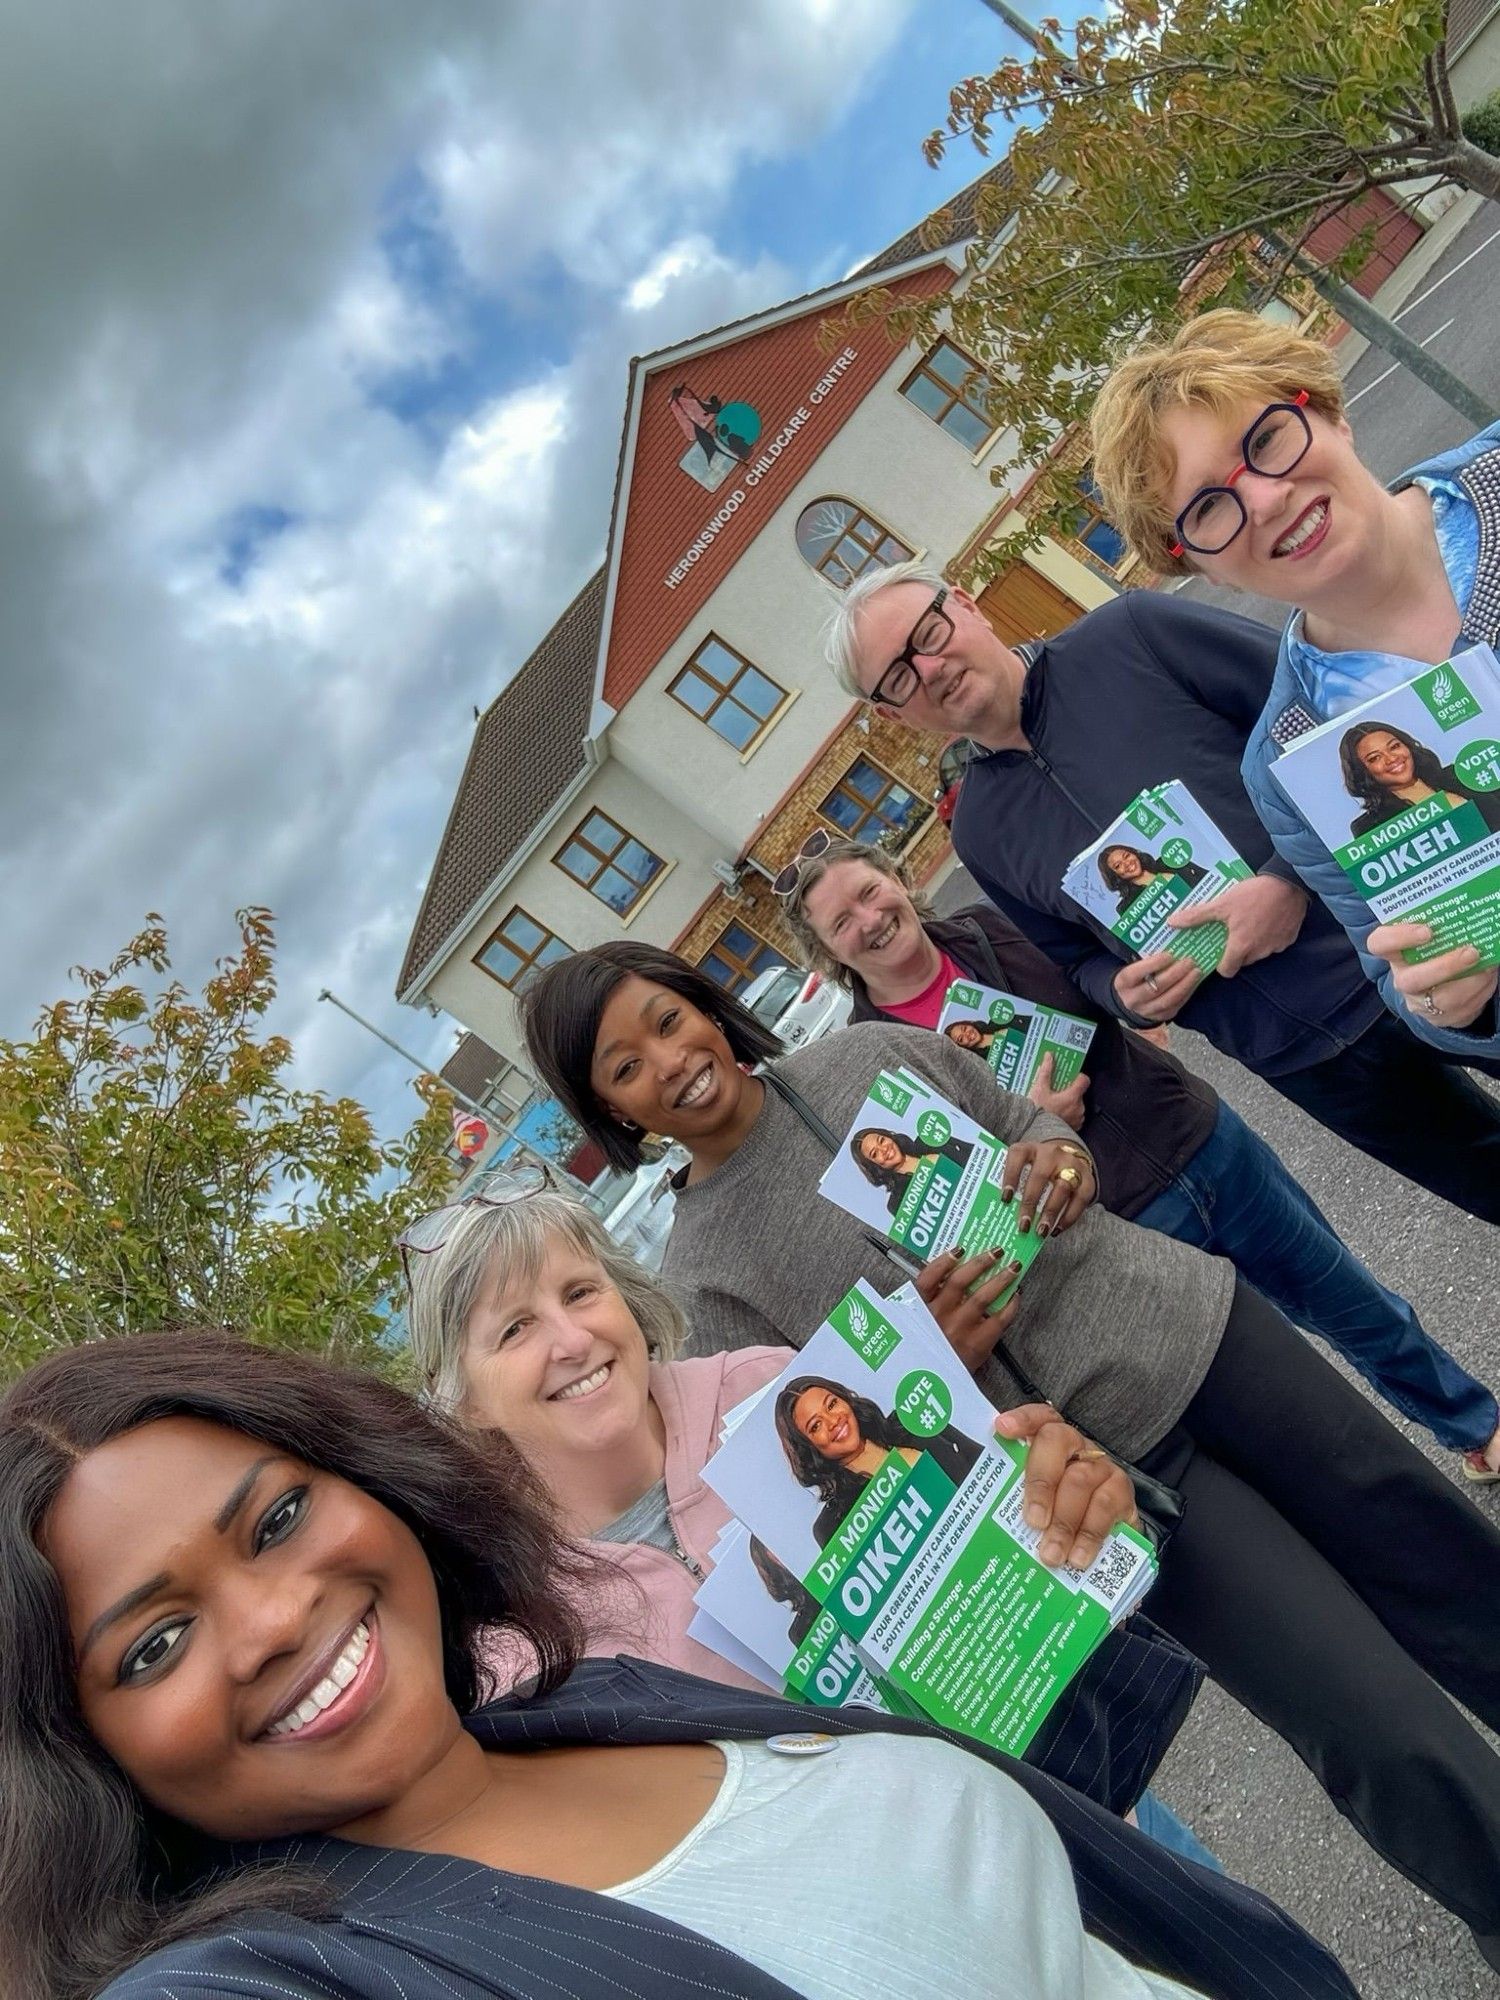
[
  {"xmin": 814, "ymin": 1068, "xmax": 1054, "ymax": 1301},
  {"xmin": 1269, "ymin": 647, "xmax": 1500, "ymax": 968},
  {"xmin": 1061, "ymin": 779, "xmax": 1253, "ymax": 977},
  {"xmin": 698, "ymin": 1280, "xmax": 1156, "ymax": 1756},
  {"xmin": 937, "ymin": 978, "xmax": 1095, "ymax": 1096}
]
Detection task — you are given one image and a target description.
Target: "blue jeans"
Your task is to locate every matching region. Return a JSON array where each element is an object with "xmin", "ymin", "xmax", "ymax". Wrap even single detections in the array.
[
  {"xmin": 1134, "ymin": 1101, "xmax": 1498, "ymax": 1454},
  {"xmin": 1134, "ymin": 1790, "xmax": 1224, "ymax": 1873}
]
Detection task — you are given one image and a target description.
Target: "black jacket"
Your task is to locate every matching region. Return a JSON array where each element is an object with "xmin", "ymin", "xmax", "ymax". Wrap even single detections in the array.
[
  {"xmin": 952, "ymin": 592, "xmax": 1385, "ymax": 1079},
  {"xmin": 850, "ymin": 905, "xmax": 1216, "ymax": 1219},
  {"xmin": 106, "ymin": 1658, "xmax": 1357, "ymax": 2000}
]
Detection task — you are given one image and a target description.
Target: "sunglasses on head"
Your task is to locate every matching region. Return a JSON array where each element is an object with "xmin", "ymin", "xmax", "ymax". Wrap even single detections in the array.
[{"xmin": 773, "ymin": 827, "xmax": 834, "ymax": 900}]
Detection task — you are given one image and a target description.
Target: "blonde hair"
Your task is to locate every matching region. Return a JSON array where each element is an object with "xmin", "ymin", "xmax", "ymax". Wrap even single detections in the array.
[
  {"xmin": 780, "ymin": 837, "xmax": 933, "ymax": 989},
  {"xmin": 1090, "ymin": 309, "xmax": 1345, "ymax": 576},
  {"xmin": 403, "ymin": 1185, "xmax": 685, "ymax": 1417}
]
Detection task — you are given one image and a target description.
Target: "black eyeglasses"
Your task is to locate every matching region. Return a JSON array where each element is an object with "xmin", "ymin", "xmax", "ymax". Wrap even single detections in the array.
[
  {"xmin": 866, "ymin": 587, "xmax": 953, "ymax": 707},
  {"xmin": 773, "ymin": 827, "xmax": 834, "ymax": 899},
  {"xmin": 397, "ymin": 1162, "xmax": 554, "ymax": 1293},
  {"xmin": 1170, "ymin": 393, "xmax": 1313, "ymax": 556}
]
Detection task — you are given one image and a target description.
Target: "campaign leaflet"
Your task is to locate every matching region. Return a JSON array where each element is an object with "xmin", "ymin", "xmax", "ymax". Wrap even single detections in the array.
[
  {"xmin": 688, "ymin": 1523, "xmax": 903, "ymax": 1714},
  {"xmin": 1269, "ymin": 647, "xmax": 1500, "ymax": 969},
  {"xmin": 1061, "ymin": 779, "xmax": 1253, "ymax": 976},
  {"xmin": 700, "ymin": 1280, "xmax": 1156, "ymax": 1756},
  {"xmin": 937, "ymin": 977, "xmax": 1095, "ymax": 1095},
  {"xmin": 814, "ymin": 1067, "xmax": 1049, "ymax": 1304}
]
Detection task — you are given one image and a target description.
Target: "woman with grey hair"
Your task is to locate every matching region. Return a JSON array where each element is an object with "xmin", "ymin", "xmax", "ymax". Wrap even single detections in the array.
[{"xmin": 399, "ymin": 1168, "xmax": 1136, "ymax": 1693}]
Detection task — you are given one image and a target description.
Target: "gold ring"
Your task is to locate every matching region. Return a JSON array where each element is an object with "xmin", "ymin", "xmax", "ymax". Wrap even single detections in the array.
[
  {"xmin": 1055, "ymin": 1166, "xmax": 1082, "ymax": 1188},
  {"xmin": 1067, "ymin": 1446, "xmax": 1107, "ymax": 1465}
]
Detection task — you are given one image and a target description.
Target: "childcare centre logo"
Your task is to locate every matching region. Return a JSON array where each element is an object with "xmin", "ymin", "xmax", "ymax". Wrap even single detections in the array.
[
  {"xmin": 666, "ymin": 382, "xmax": 762, "ymax": 492},
  {"xmin": 1416, "ymin": 663, "xmax": 1482, "ymax": 731}
]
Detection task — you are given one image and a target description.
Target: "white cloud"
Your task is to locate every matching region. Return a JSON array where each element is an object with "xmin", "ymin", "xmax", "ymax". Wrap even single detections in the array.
[{"xmin": 0, "ymin": 0, "xmax": 915, "ymax": 1146}]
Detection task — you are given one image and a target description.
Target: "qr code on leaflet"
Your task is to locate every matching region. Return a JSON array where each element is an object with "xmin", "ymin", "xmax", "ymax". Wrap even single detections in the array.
[
  {"xmin": 1060, "ymin": 1022, "xmax": 1092, "ymax": 1050},
  {"xmin": 1081, "ymin": 1536, "xmax": 1136, "ymax": 1608}
]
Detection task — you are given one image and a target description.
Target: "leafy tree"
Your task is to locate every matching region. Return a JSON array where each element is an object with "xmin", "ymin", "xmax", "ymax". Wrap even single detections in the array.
[
  {"xmin": 830, "ymin": 0, "xmax": 1497, "ymax": 566},
  {"xmin": 0, "ymin": 909, "xmax": 455, "ymax": 1379}
]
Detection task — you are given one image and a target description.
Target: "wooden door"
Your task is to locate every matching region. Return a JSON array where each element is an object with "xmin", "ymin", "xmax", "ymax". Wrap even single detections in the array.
[{"xmin": 976, "ymin": 561, "xmax": 1085, "ymax": 646}]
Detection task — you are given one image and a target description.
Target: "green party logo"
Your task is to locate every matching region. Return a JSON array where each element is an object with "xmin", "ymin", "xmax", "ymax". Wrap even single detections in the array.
[
  {"xmin": 1415, "ymin": 662, "xmax": 1482, "ymax": 731},
  {"xmin": 873, "ymin": 1074, "xmax": 913, "ymax": 1116},
  {"xmin": 916, "ymin": 1109, "xmax": 952, "ymax": 1147},
  {"xmin": 895, "ymin": 1368, "xmax": 953, "ymax": 1439},
  {"xmin": 1160, "ymin": 837, "xmax": 1194, "ymax": 869},
  {"xmin": 1128, "ymin": 801, "xmax": 1166, "ymax": 839},
  {"xmin": 1455, "ymin": 739, "xmax": 1500, "ymax": 793},
  {"xmin": 832, "ymin": 1289, "xmax": 902, "ymax": 1369}
]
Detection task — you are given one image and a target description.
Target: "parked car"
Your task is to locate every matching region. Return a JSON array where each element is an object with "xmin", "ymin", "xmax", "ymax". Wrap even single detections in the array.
[
  {"xmin": 741, "ymin": 960, "xmax": 853, "ymax": 1049},
  {"xmin": 935, "ymin": 736, "xmax": 977, "ymax": 825}
]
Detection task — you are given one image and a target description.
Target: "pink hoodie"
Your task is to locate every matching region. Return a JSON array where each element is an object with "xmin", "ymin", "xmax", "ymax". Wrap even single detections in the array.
[{"xmin": 577, "ymin": 1347, "xmax": 789, "ymax": 1691}]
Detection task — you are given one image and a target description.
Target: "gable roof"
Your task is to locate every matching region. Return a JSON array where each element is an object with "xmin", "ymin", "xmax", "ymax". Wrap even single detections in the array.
[
  {"xmin": 857, "ymin": 159, "xmax": 1017, "ymax": 278},
  {"xmin": 396, "ymin": 568, "xmax": 605, "ymax": 1001},
  {"xmin": 589, "ymin": 249, "xmax": 962, "ymax": 725},
  {"xmin": 1448, "ymin": 0, "xmax": 1498, "ymax": 50}
]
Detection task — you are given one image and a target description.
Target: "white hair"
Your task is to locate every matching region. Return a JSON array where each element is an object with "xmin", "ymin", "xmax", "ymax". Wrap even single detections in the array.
[{"xmin": 823, "ymin": 557, "xmax": 950, "ymax": 697}]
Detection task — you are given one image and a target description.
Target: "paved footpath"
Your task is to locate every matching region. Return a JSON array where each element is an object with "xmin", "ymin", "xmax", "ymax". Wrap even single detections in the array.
[{"xmin": 932, "ymin": 863, "xmax": 1500, "ymax": 1993}]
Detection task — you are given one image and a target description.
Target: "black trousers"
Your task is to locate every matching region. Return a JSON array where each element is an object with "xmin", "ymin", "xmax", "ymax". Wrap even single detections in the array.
[
  {"xmin": 1142, "ymin": 1281, "xmax": 1500, "ymax": 1965},
  {"xmin": 1268, "ymin": 1012, "xmax": 1500, "ymax": 1225}
]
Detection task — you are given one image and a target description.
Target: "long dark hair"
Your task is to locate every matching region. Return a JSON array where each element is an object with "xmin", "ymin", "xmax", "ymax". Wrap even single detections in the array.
[
  {"xmin": 1097, "ymin": 844, "xmax": 1163, "ymax": 896},
  {"xmin": 774, "ymin": 1374, "xmax": 918, "ymax": 1517},
  {"xmin": 0, "ymin": 1329, "xmax": 588, "ymax": 2000},
  {"xmin": 748, "ymin": 1534, "xmax": 820, "ymax": 1648},
  {"xmin": 848, "ymin": 1125, "xmax": 921, "ymax": 1198},
  {"xmin": 520, "ymin": 940, "xmax": 783, "ymax": 1172},
  {"xmin": 1339, "ymin": 720, "xmax": 1449, "ymax": 820}
]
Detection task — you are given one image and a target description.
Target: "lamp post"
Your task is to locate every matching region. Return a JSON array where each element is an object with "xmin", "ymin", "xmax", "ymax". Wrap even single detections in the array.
[{"xmin": 316, "ymin": 988, "xmax": 585, "ymax": 1192}]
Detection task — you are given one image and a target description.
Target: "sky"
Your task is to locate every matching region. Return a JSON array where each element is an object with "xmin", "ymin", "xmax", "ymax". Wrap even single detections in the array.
[{"xmin": 1, "ymin": 0, "xmax": 1046, "ymax": 1144}]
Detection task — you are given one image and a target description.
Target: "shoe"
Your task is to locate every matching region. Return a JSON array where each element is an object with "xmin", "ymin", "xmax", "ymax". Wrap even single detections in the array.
[{"xmin": 1461, "ymin": 1448, "xmax": 1500, "ymax": 1485}]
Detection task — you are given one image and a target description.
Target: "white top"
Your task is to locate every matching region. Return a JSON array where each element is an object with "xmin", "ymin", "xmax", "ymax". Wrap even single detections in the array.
[{"xmin": 607, "ymin": 1734, "xmax": 1206, "ymax": 2000}]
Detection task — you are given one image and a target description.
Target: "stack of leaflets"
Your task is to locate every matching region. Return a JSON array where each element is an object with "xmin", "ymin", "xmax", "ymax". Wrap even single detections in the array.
[
  {"xmin": 1269, "ymin": 646, "xmax": 1500, "ymax": 969},
  {"xmin": 937, "ymin": 977, "xmax": 1095, "ymax": 1095},
  {"xmin": 813, "ymin": 1066, "xmax": 1050, "ymax": 1296},
  {"xmin": 1061, "ymin": 779, "xmax": 1252, "ymax": 976},
  {"xmin": 694, "ymin": 1278, "xmax": 1157, "ymax": 1752}
]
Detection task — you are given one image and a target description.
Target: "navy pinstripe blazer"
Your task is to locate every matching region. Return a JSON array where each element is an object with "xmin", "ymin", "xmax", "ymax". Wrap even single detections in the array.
[{"xmin": 104, "ymin": 1657, "xmax": 1356, "ymax": 2000}]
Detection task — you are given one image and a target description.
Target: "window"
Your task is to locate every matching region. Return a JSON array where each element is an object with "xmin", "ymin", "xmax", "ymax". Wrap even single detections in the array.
[
  {"xmin": 554, "ymin": 810, "xmax": 664, "ymax": 916},
  {"xmin": 476, "ymin": 907, "xmax": 571, "ymax": 992},
  {"xmin": 670, "ymin": 636, "xmax": 787, "ymax": 751},
  {"xmin": 819, "ymin": 757, "xmax": 923, "ymax": 843},
  {"xmin": 699, "ymin": 921, "xmax": 782, "ymax": 995},
  {"xmin": 1073, "ymin": 470, "xmax": 1128, "ymax": 570},
  {"xmin": 900, "ymin": 339, "xmax": 994, "ymax": 451},
  {"xmin": 794, "ymin": 498, "xmax": 913, "ymax": 589}
]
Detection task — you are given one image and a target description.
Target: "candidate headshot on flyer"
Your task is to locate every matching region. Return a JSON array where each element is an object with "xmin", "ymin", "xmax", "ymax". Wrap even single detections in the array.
[
  {"xmin": 1338, "ymin": 719, "xmax": 1500, "ymax": 838},
  {"xmin": 774, "ymin": 1374, "xmax": 982, "ymax": 1548},
  {"xmin": 849, "ymin": 1124, "xmax": 975, "ymax": 1215}
]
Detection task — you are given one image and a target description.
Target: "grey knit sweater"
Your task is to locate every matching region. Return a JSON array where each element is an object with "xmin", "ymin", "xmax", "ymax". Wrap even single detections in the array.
[{"xmin": 662, "ymin": 1021, "xmax": 1234, "ymax": 1461}]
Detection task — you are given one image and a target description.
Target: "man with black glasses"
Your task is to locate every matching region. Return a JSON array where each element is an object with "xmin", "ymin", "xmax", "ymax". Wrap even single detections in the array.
[{"xmin": 823, "ymin": 558, "xmax": 1500, "ymax": 1479}]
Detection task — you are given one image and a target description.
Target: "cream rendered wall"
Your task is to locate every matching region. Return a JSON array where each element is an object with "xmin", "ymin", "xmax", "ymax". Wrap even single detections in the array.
[
  {"xmin": 1454, "ymin": 15, "xmax": 1500, "ymax": 106},
  {"xmin": 605, "ymin": 336, "xmax": 1028, "ymax": 855},
  {"xmin": 426, "ymin": 756, "xmax": 725, "ymax": 1069}
]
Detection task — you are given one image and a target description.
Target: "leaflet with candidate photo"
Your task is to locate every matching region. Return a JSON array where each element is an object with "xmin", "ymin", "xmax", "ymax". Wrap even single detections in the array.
[
  {"xmin": 700, "ymin": 1280, "xmax": 1155, "ymax": 1755},
  {"xmin": 1061, "ymin": 779, "xmax": 1252, "ymax": 976},
  {"xmin": 814, "ymin": 1067, "xmax": 1049, "ymax": 1301},
  {"xmin": 1269, "ymin": 647, "xmax": 1500, "ymax": 969},
  {"xmin": 937, "ymin": 978, "xmax": 1095, "ymax": 1095}
]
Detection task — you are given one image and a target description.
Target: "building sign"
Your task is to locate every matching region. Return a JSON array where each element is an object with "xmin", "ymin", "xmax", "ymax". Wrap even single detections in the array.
[
  {"xmin": 667, "ymin": 384, "xmax": 762, "ymax": 492},
  {"xmin": 664, "ymin": 346, "xmax": 859, "ymax": 590}
]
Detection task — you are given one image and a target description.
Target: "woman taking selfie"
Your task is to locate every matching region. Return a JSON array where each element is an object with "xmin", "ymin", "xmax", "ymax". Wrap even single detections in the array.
[
  {"xmin": 1089, "ymin": 306, "xmax": 1500, "ymax": 1064},
  {"xmin": 0, "ymin": 1331, "xmax": 1342, "ymax": 2000},
  {"xmin": 519, "ymin": 936, "xmax": 1500, "ymax": 1953},
  {"xmin": 779, "ymin": 834, "xmax": 1500, "ymax": 1480}
]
